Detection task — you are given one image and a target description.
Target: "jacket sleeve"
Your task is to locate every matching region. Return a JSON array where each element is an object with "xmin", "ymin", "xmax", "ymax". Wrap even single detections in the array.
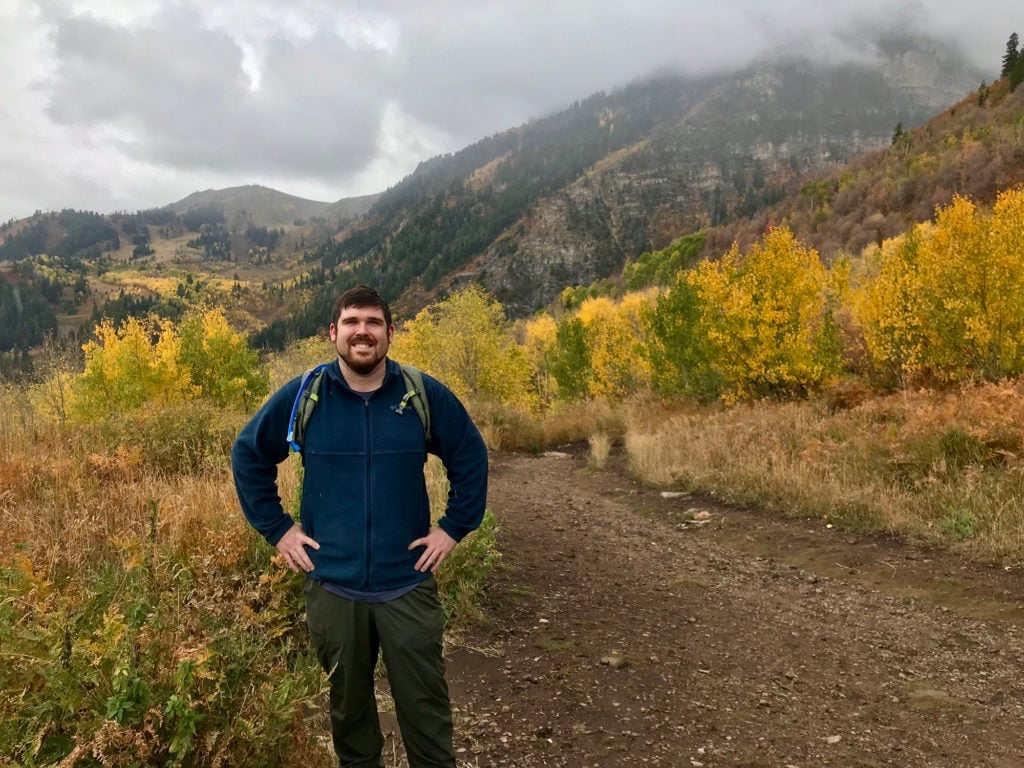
[
  {"xmin": 231, "ymin": 378, "xmax": 302, "ymax": 546},
  {"xmin": 424, "ymin": 377, "xmax": 489, "ymax": 542}
]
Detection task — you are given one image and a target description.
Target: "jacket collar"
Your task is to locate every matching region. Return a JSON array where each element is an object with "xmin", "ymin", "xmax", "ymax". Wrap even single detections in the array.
[{"xmin": 324, "ymin": 356, "xmax": 400, "ymax": 392}]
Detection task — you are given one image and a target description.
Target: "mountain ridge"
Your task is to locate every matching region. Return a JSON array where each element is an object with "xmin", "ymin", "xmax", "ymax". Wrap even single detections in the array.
[
  {"xmin": 167, "ymin": 184, "xmax": 379, "ymax": 228},
  {"xmin": 2, "ymin": 31, "xmax": 1013, "ymax": 362}
]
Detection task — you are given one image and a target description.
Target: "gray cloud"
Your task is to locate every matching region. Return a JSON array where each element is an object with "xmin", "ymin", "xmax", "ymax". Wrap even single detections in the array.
[
  {"xmin": 47, "ymin": 9, "xmax": 388, "ymax": 178},
  {"xmin": 0, "ymin": 0, "xmax": 1017, "ymax": 221}
]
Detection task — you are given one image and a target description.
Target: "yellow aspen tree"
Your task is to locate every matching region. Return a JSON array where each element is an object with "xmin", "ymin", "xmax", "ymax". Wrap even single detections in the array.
[
  {"xmin": 929, "ymin": 195, "xmax": 991, "ymax": 379},
  {"xmin": 392, "ymin": 285, "xmax": 538, "ymax": 411},
  {"xmin": 177, "ymin": 307, "xmax": 268, "ymax": 410},
  {"xmin": 689, "ymin": 225, "xmax": 841, "ymax": 403},
  {"xmin": 520, "ymin": 313, "xmax": 559, "ymax": 408},
  {"xmin": 970, "ymin": 187, "xmax": 1024, "ymax": 377},
  {"xmin": 853, "ymin": 189, "xmax": 1024, "ymax": 385},
  {"xmin": 575, "ymin": 292, "xmax": 655, "ymax": 399},
  {"xmin": 850, "ymin": 228, "xmax": 931, "ymax": 386},
  {"xmin": 69, "ymin": 316, "xmax": 194, "ymax": 422}
]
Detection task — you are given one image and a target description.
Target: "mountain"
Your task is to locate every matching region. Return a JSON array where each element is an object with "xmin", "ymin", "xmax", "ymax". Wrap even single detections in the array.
[
  {"xmin": 1, "ymin": 32, "xmax": 1007, "ymax": 360},
  {"xmin": 168, "ymin": 184, "xmax": 378, "ymax": 228},
  {"xmin": 700, "ymin": 75, "xmax": 1024, "ymax": 263},
  {"xmin": 287, "ymin": 34, "xmax": 985, "ymax": 327}
]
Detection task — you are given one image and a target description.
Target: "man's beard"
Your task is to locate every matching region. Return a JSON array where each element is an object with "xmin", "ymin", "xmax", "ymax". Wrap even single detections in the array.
[{"xmin": 339, "ymin": 337, "xmax": 387, "ymax": 374}]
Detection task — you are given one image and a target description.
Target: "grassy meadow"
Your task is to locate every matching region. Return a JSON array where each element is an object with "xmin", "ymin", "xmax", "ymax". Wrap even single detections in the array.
[
  {"xmin": 6, "ymin": 330, "xmax": 1024, "ymax": 767},
  {"xmin": 0, "ymin": 341, "xmax": 498, "ymax": 768},
  {"xmin": 621, "ymin": 382, "xmax": 1024, "ymax": 564}
]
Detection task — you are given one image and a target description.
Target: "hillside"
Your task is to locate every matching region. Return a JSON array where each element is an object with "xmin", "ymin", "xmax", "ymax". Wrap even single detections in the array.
[
  {"xmin": 701, "ymin": 76, "xmax": 1024, "ymax": 262},
  {"xmin": 283, "ymin": 34, "xmax": 984, "ymax": 328},
  {"xmin": 0, "ymin": 32, "xmax": 1001, "ymax": 361}
]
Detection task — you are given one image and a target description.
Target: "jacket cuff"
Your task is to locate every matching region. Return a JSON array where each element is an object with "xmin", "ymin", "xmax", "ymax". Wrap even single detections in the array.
[
  {"xmin": 437, "ymin": 517, "xmax": 469, "ymax": 543},
  {"xmin": 266, "ymin": 516, "xmax": 295, "ymax": 547}
]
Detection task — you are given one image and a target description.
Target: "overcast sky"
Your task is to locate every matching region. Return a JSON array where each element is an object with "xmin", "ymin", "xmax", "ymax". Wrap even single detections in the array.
[{"xmin": 0, "ymin": 1, "xmax": 1014, "ymax": 223}]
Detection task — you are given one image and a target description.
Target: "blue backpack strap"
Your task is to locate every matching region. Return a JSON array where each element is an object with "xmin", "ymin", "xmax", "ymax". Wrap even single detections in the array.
[{"xmin": 287, "ymin": 363, "xmax": 330, "ymax": 453}]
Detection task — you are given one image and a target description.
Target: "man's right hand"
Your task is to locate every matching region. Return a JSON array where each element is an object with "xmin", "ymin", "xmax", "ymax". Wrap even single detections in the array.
[{"xmin": 275, "ymin": 523, "xmax": 320, "ymax": 573}]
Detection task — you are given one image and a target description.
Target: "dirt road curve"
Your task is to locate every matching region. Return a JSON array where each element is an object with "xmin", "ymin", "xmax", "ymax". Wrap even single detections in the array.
[{"xmin": 441, "ymin": 449, "xmax": 1024, "ymax": 768}]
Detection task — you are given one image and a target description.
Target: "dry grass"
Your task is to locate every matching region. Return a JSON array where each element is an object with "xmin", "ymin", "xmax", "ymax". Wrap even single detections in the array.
[
  {"xmin": 623, "ymin": 380, "xmax": 1024, "ymax": 565},
  {"xmin": 264, "ymin": 336, "xmax": 333, "ymax": 390},
  {"xmin": 539, "ymin": 399, "xmax": 625, "ymax": 447},
  {"xmin": 587, "ymin": 432, "xmax": 612, "ymax": 469},
  {"xmin": 471, "ymin": 401, "xmax": 543, "ymax": 452},
  {"xmin": 0, "ymin": 383, "xmax": 49, "ymax": 460},
  {"xmin": 1, "ymin": 442, "xmax": 287, "ymax": 580}
]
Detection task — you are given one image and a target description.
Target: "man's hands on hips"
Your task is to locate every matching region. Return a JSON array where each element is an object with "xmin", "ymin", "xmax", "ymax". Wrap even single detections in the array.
[
  {"xmin": 275, "ymin": 522, "xmax": 456, "ymax": 575},
  {"xmin": 275, "ymin": 523, "xmax": 320, "ymax": 573},
  {"xmin": 409, "ymin": 526, "xmax": 457, "ymax": 573}
]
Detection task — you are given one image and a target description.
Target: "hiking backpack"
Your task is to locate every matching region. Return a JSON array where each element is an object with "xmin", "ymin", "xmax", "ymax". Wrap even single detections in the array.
[{"xmin": 286, "ymin": 362, "xmax": 431, "ymax": 454}]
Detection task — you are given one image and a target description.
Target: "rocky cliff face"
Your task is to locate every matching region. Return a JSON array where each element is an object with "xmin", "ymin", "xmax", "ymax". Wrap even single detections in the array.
[{"xmin": 472, "ymin": 42, "xmax": 983, "ymax": 315}]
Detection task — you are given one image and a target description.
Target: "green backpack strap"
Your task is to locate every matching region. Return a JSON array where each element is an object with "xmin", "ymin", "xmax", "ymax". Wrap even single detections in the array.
[
  {"xmin": 288, "ymin": 362, "xmax": 431, "ymax": 453},
  {"xmin": 397, "ymin": 364, "xmax": 431, "ymax": 444}
]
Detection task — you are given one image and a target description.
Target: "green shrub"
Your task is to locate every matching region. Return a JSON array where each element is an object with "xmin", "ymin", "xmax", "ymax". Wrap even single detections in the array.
[
  {"xmin": 0, "ymin": 539, "xmax": 330, "ymax": 768},
  {"xmin": 437, "ymin": 510, "xmax": 500, "ymax": 623},
  {"xmin": 938, "ymin": 505, "xmax": 979, "ymax": 540},
  {"xmin": 85, "ymin": 402, "xmax": 245, "ymax": 474}
]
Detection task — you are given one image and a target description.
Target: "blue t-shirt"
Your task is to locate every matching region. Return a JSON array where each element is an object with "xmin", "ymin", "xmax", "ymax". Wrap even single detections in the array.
[{"xmin": 319, "ymin": 579, "xmax": 421, "ymax": 603}]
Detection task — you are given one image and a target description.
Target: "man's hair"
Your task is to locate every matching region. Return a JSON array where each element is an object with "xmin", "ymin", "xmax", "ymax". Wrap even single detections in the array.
[{"xmin": 332, "ymin": 285, "xmax": 392, "ymax": 328}]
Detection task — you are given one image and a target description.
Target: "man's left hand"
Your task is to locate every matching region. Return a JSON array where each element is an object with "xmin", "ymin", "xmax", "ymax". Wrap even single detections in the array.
[{"xmin": 409, "ymin": 526, "xmax": 457, "ymax": 573}]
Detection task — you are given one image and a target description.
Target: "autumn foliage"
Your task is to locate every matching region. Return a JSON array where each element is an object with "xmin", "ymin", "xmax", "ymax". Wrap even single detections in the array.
[
  {"xmin": 70, "ymin": 307, "xmax": 268, "ymax": 421},
  {"xmin": 853, "ymin": 188, "xmax": 1024, "ymax": 385},
  {"xmin": 541, "ymin": 187, "xmax": 1024, "ymax": 404},
  {"xmin": 391, "ymin": 285, "xmax": 538, "ymax": 412},
  {"xmin": 3, "ymin": 184, "xmax": 1024, "ymax": 766}
]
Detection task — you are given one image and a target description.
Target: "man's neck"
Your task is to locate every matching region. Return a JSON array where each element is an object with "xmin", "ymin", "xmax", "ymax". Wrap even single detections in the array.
[{"xmin": 337, "ymin": 358, "xmax": 387, "ymax": 393}]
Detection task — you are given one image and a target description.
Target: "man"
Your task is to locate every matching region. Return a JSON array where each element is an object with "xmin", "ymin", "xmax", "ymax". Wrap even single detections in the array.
[{"xmin": 232, "ymin": 284, "xmax": 488, "ymax": 768}]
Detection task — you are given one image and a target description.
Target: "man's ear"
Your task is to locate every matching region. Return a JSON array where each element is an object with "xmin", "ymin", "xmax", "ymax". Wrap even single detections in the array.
[
  {"xmin": 387, "ymin": 325, "xmax": 395, "ymax": 342},
  {"xmin": 329, "ymin": 323, "xmax": 338, "ymax": 340}
]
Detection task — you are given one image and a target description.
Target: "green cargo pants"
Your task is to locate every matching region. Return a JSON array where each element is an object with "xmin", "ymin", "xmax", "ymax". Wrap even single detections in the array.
[{"xmin": 304, "ymin": 576, "xmax": 456, "ymax": 768}]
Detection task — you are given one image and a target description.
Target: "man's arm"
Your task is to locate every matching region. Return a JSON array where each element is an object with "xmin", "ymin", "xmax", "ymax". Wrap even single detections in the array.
[
  {"xmin": 423, "ymin": 377, "xmax": 489, "ymax": 543},
  {"xmin": 231, "ymin": 379, "xmax": 303, "ymax": 547}
]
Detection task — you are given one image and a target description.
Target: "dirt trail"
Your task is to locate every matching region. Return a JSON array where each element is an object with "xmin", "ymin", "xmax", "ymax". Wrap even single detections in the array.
[{"xmin": 441, "ymin": 449, "xmax": 1024, "ymax": 768}]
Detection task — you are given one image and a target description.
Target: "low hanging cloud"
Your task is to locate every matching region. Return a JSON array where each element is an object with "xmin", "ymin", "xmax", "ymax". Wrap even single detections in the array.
[{"xmin": 0, "ymin": 0, "xmax": 1015, "ymax": 221}]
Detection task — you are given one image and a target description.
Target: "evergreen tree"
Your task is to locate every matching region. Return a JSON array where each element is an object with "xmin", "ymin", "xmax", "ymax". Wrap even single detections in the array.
[
  {"xmin": 1012, "ymin": 56, "xmax": 1024, "ymax": 92},
  {"xmin": 1002, "ymin": 32, "xmax": 1020, "ymax": 78}
]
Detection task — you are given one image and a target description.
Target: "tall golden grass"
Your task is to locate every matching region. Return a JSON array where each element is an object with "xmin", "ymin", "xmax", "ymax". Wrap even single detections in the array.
[
  {"xmin": 0, "ymin": 357, "xmax": 498, "ymax": 767},
  {"xmin": 587, "ymin": 433, "xmax": 612, "ymax": 469},
  {"xmin": 623, "ymin": 380, "xmax": 1024, "ymax": 564}
]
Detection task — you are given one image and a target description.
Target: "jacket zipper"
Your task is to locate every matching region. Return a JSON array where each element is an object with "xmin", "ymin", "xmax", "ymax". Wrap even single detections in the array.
[{"xmin": 363, "ymin": 395, "xmax": 372, "ymax": 590}]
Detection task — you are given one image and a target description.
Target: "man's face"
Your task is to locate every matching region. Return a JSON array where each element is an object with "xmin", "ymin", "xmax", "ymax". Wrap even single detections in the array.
[{"xmin": 330, "ymin": 305, "xmax": 394, "ymax": 375}]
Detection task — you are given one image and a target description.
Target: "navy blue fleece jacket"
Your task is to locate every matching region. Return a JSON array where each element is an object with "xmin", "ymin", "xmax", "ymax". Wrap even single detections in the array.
[{"xmin": 231, "ymin": 358, "xmax": 488, "ymax": 592}]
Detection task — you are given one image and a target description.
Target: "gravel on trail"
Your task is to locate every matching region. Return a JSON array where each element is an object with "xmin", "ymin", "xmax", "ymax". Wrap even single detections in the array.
[{"xmin": 425, "ymin": 449, "xmax": 1024, "ymax": 768}]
